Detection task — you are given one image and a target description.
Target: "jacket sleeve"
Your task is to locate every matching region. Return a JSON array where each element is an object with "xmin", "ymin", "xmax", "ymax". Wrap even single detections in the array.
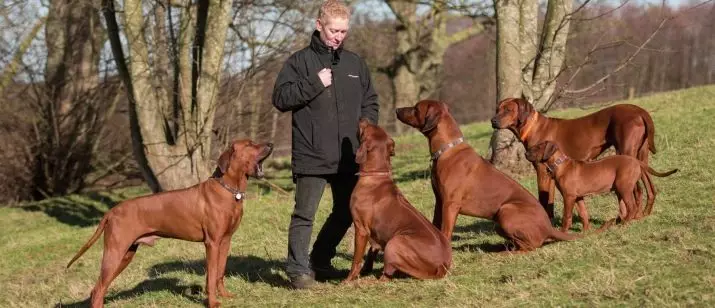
[
  {"xmin": 359, "ymin": 59, "xmax": 379, "ymax": 124},
  {"xmin": 272, "ymin": 54, "xmax": 325, "ymax": 112}
]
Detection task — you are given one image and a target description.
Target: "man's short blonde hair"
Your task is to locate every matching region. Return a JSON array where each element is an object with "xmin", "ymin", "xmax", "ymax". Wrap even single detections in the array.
[{"xmin": 318, "ymin": 0, "xmax": 351, "ymax": 22}]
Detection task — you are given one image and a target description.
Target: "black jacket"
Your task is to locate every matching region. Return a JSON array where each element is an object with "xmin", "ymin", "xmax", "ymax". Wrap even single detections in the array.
[{"xmin": 272, "ymin": 31, "xmax": 379, "ymax": 175}]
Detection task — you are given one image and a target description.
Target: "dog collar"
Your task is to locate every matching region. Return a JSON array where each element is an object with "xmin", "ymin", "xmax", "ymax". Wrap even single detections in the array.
[
  {"xmin": 355, "ymin": 171, "xmax": 392, "ymax": 177},
  {"xmin": 519, "ymin": 112, "xmax": 539, "ymax": 141},
  {"xmin": 431, "ymin": 137, "xmax": 464, "ymax": 162},
  {"xmin": 546, "ymin": 154, "xmax": 569, "ymax": 175},
  {"xmin": 214, "ymin": 178, "xmax": 245, "ymax": 201}
]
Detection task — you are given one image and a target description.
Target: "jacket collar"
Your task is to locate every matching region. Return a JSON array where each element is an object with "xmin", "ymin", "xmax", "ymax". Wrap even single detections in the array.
[{"xmin": 310, "ymin": 30, "xmax": 342, "ymax": 63}]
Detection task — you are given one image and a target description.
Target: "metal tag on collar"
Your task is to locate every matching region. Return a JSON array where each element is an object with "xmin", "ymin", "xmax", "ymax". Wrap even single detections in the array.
[{"xmin": 235, "ymin": 192, "xmax": 243, "ymax": 201}]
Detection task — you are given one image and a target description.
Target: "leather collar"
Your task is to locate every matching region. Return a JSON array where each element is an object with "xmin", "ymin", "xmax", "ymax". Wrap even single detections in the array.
[
  {"xmin": 355, "ymin": 171, "xmax": 392, "ymax": 177},
  {"xmin": 431, "ymin": 137, "xmax": 464, "ymax": 162},
  {"xmin": 546, "ymin": 153, "xmax": 569, "ymax": 176},
  {"xmin": 213, "ymin": 178, "xmax": 244, "ymax": 201}
]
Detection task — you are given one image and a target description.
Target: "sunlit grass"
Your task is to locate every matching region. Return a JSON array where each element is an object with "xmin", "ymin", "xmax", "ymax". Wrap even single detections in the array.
[{"xmin": 2, "ymin": 85, "xmax": 714, "ymax": 307}]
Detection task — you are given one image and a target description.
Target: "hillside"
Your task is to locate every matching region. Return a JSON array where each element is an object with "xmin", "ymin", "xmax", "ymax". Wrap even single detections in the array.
[{"xmin": 2, "ymin": 85, "xmax": 714, "ymax": 307}]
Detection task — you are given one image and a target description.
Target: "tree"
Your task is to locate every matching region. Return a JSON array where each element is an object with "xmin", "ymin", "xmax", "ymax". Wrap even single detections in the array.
[
  {"xmin": 380, "ymin": 0, "xmax": 489, "ymax": 134},
  {"xmin": 490, "ymin": 0, "xmax": 574, "ymax": 173},
  {"xmin": 103, "ymin": 0, "xmax": 233, "ymax": 191},
  {"xmin": 27, "ymin": 0, "xmax": 118, "ymax": 199}
]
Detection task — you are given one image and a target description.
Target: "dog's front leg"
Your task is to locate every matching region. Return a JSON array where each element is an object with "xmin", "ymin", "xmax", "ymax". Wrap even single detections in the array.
[
  {"xmin": 535, "ymin": 164, "xmax": 555, "ymax": 220},
  {"xmin": 343, "ymin": 228, "xmax": 369, "ymax": 283},
  {"xmin": 217, "ymin": 235, "xmax": 234, "ymax": 298},
  {"xmin": 440, "ymin": 203, "xmax": 460, "ymax": 242},
  {"xmin": 205, "ymin": 240, "xmax": 221, "ymax": 308},
  {"xmin": 431, "ymin": 177, "xmax": 443, "ymax": 229}
]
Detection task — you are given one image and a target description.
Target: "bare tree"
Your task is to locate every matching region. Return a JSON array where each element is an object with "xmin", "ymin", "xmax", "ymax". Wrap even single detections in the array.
[
  {"xmin": 24, "ymin": 0, "xmax": 121, "ymax": 199},
  {"xmin": 380, "ymin": 0, "xmax": 490, "ymax": 134},
  {"xmin": 103, "ymin": 0, "xmax": 233, "ymax": 191}
]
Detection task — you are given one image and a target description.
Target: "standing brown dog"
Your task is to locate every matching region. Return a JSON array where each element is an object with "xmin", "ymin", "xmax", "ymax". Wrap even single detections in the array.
[
  {"xmin": 66, "ymin": 140, "xmax": 273, "ymax": 308},
  {"xmin": 397, "ymin": 100, "xmax": 578, "ymax": 251},
  {"xmin": 525, "ymin": 141, "xmax": 678, "ymax": 231},
  {"xmin": 491, "ymin": 98, "xmax": 658, "ymax": 219},
  {"xmin": 344, "ymin": 119, "xmax": 452, "ymax": 282}
]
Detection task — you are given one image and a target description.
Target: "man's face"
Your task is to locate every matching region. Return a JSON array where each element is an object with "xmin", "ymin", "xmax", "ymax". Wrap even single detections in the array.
[{"xmin": 316, "ymin": 17, "xmax": 349, "ymax": 49}]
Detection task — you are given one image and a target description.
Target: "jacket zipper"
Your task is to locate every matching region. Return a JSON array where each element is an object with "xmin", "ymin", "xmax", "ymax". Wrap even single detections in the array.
[{"xmin": 330, "ymin": 48, "xmax": 341, "ymax": 167}]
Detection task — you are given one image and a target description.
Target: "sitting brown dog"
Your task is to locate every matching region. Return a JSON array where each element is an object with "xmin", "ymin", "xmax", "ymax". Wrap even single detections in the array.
[
  {"xmin": 66, "ymin": 139, "xmax": 273, "ymax": 308},
  {"xmin": 525, "ymin": 141, "xmax": 677, "ymax": 231},
  {"xmin": 344, "ymin": 119, "xmax": 452, "ymax": 283},
  {"xmin": 397, "ymin": 100, "xmax": 578, "ymax": 251}
]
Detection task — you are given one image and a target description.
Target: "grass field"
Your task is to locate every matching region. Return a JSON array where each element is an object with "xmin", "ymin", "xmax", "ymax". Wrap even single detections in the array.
[{"xmin": 2, "ymin": 85, "xmax": 714, "ymax": 307}]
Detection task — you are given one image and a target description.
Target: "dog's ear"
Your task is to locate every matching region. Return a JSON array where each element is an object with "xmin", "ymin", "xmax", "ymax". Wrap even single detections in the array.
[
  {"xmin": 517, "ymin": 98, "xmax": 533, "ymax": 125},
  {"xmin": 421, "ymin": 104, "xmax": 440, "ymax": 133},
  {"xmin": 217, "ymin": 146, "xmax": 234, "ymax": 174},
  {"xmin": 388, "ymin": 138, "xmax": 396, "ymax": 157},
  {"xmin": 355, "ymin": 142, "xmax": 367, "ymax": 164},
  {"xmin": 542, "ymin": 142, "xmax": 558, "ymax": 161},
  {"xmin": 524, "ymin": 145, "xmax": 539, "ymax": 162}
]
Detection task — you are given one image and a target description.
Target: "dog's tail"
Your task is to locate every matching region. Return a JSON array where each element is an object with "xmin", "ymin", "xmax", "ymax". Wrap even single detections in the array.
[
  {"xmin": 66, "ymin": 215, "xmax": 108, "ymax": 269},
  {"xmin": 548, "ymin": 228, "xmax": 581, "ymax": 242},
  {"xmin": 642, "ymin": 112, "xmax": 657, "ymax": 155},
  {"xmin": 640, "ymin": 162, "xmax": 678, "ymax": 177}
]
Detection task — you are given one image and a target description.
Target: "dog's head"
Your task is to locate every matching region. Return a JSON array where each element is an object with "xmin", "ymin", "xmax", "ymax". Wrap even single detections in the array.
[
  {"xmin": 491, "ymin": 97, "xmax": 534, "ymax": 129},
  {"xmin": 356, "ymin": 118, "xmax": 395, "ymax": 169},
  {"xmin": 396, "ymin": 100, "xmax": 452, "ymax": 135},
  {"xmin": 525, "ymin": 141, "xmax": 559, "ymax": 164},
  {"xmin": 217, "ymin": 139, "xmax": 273, "ymax": 179}
]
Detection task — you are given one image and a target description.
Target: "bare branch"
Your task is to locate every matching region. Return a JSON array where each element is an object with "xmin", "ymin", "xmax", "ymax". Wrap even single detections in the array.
[{"xmin": 564, "ymin": 18, "xmax": 667, "ymax": 96}]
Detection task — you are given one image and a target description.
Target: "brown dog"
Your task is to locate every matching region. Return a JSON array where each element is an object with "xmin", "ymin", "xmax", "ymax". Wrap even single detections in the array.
[
  {"xmin": 491, "ymin": 98, "xmax": 658, "ymax": 219},
  {"xmin": 396, "ymin": 100, "xmax": 578, "ymax": 251},
  {"xmin": 525, "ymin": 141, "xmax": 678, "ymax": 231},
  {"xmin": 344, "ymin": 119, "xmax": 452, "ymax": 282},
  {"xmin": 66, "ymin": 140, "xmax": 273, "ymax": 308}
]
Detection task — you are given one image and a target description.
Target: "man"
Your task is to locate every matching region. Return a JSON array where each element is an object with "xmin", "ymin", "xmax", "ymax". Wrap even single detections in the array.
[{"xmin": 271, "ymin": 0, "xmax": 379, "ymax": 289}]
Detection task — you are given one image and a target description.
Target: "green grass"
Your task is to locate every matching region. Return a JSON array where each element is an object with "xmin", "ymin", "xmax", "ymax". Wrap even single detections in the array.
[{"xmin": 3, "ymin": 85, "xmax": 715, "ymax": 307}]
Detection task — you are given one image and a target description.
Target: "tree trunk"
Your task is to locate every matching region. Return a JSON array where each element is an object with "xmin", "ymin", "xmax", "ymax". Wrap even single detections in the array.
[
  {"xmin": 531, "ymin": 0, "xmax": 573, "ymax": 108},
  {"xmin": 490, "ymin": 0, "xmax": 572, "ymax": 174},
  {"xmin": 31, "ymin": 0, "xmax": 107, "ymax": 198},
  {"xmin": 384, "ymin": 0, "xmax": 484, "ymax": 135},
  {"xmin": 105, "ymin": 0, "xmax": 231, "ymax": 191},
  {"xmin": 489, "ymin": 0, "xmax": 531, "ymax": 174}
]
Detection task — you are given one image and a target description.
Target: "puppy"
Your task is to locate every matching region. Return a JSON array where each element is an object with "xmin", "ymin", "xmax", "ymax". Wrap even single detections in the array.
[{"xmin": 525, "ymin": 141, "xmax": 677, "ymax": 231}]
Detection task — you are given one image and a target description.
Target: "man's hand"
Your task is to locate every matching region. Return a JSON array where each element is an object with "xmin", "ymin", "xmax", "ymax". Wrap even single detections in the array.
[{"xmin": 318, "ymin": 68, "xmax": 332, "ymax": 87}]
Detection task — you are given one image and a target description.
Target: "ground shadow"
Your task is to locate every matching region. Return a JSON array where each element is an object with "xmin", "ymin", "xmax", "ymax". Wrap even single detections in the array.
[
  {"xmin": 148, "ymin": 255, "xmax": 288, "ymax": 288},
  {"xmin": 453, "ymin": 220, "xmax": 498, "ymax": 235},
  {"xmin": 556, "ymin": 216, "xmax": 610, "ymax": 232},
  {"xmin": 19, "ymin": 191, "xmax": 118, "ymax": 227},
  {"xmin": 454, "ymin": 242, "xmax": 510, "ymax": 253},
  {"xmin": 55, "ymin": 277, "xmax": 203, "ymax": 308}
]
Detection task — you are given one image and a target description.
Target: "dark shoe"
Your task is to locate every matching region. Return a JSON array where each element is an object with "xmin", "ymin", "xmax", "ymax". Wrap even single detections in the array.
[
  {"xmin": 289, "ymin": 273, "xmax": 316, "ymax": 289},
  {"xmin": 312, "ymin": 264, "xmax": 345, "ymax": 281}
]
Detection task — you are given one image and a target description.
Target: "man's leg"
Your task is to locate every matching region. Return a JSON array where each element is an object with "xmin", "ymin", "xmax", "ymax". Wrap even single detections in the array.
[
  {"xmin": 286, "ymin": 174, "xmax": 327, "ymax": 283},
  {"xmin": 310, "ymin": 174, "xmax": 357, "ymax": 276}
]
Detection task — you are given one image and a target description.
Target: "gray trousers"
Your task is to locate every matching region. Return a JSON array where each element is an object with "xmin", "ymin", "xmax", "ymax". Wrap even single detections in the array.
[{"xmin": 285, "ymin": 173, "xmax": 357, "ymax": 277}]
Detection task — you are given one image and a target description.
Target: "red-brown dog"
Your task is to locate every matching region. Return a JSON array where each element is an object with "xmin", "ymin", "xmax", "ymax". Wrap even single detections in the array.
[
  {"xmin": 66, "ymin": 140, "xmax": 273, "ymax": 308},
  {"xmin": 397, "ymin": 100, "xmax": 578, "ymax": 251},
  {"xmin": 491, "ymin": 98, "xmax": 658, "ymax": 219},
  {"xmin": 344, "ymin": 119, "xmax": 451, "ymax": 282},
  {"xmin": 525, "ymin": 141, "xmax": 678, "ymax": 231}
]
